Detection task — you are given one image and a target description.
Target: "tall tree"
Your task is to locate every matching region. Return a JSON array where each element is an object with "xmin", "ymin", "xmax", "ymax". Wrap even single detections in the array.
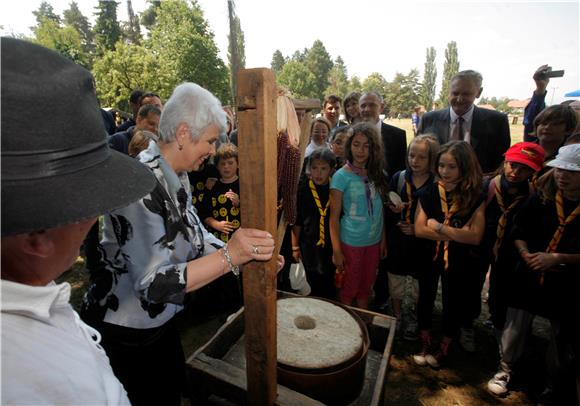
[
  {"xmin": 123, "ymin": 0, "xmax": 142, "ymax": 44},
  {"xmin": 438, "ymin": 41, "xmax": 460, "ymax": 107},
  {"xmin": 304, "ymin": 40, "xmax": 333, "ymax": 100},
  {"xmin": 227, "ymin": 0, "xmax": 246, "ymax": 106},
  {"xmin": 349, "ymin": 75, "xmax": 362, "ymax": 93},
  {"xmin": 384, "ymin": 69, "xmax": 421, "ymax": 117},
  {"xmin": 277, "ymin": 60, "xmax": 317, "ymax": 99},
  {"xmin": 271, "ymin": 50, "xmax": 286, "ymax": 73},
  {"xmin": 63, "ymin": 1, "xmax": 95, "ymax": 55},
  {"xmin": 32, "ymin": 1, "xmax": 61, "ymax": 27},
  {"xmin": 325, "ymin": 56, "xmax": 349, "ymax": 98},
  {"xmin": 93, "ymin": 42, "xmax": 167, "ymax": 110},
  {"xmin": 140, "ymin": 0, "xmax": 161, "ymax": 31},
  {"xmin": 420, "ymin": 46, "xmax": 437, "ymax": 111},
  {"xmin": 361, "ymin": 72, "xmax": 388, "ymax": 96},
  {"xmin": 33, "ymin": 18, "xmax": 89, "ymax": 68},
  {"xmin": 93, "ymin": 0, "xmax": 121, "ymax": 53},
  {"xmin": 148, "ymin": 0, "xmax": 230, "ymax": 103}
]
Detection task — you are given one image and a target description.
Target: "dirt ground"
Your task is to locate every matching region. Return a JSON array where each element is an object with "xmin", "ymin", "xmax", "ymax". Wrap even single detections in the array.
[{"xmin": 62, "ymin": 258, "xmax": 550, "ymax": 405}]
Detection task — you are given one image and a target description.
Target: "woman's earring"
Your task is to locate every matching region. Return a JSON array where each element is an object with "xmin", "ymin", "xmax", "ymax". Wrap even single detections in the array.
[{"xmin": 178, "ymin": 143, "xmax": 183, "ymax": 151}]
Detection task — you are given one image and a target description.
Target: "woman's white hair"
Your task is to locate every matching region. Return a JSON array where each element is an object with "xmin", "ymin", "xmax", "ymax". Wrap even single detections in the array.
[{"xmin": 158, "ymin": 83, "xmax": 227, "ymax": 143}]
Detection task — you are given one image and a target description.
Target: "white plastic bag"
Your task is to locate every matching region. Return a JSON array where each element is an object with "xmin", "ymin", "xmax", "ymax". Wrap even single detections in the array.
[{"xmin": 289, "ymin": 261, "xmax": 311, "ymax": 296}]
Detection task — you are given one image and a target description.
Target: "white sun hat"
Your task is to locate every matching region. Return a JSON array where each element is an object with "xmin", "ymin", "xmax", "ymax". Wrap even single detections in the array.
[{"xmin": 547, "ymin": 144, "xmax": 580, "ymax": 172}]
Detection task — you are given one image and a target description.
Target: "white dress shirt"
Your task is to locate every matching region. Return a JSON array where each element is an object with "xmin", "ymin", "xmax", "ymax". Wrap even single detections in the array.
[
  {"xmin": 449, "ymin": 105, "xmax": 475, "ymax": 143},
  {"xmin": 1, "ymin": 279, "xmax": 130, "ymax": 405}
]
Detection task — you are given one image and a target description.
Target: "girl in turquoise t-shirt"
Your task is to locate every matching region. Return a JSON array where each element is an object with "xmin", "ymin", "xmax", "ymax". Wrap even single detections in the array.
[{"xmin": 329, "ymin": 122, "xmax": 388, "ymax": 309}]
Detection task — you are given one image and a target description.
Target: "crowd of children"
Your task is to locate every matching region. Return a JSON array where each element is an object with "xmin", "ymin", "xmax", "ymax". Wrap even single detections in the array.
[{"xmin": 188, "ymin": 101, "xmax": 579, "ymax": 404}]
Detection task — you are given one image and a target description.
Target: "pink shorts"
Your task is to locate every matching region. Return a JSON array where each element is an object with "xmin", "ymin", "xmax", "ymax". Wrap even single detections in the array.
[{"xmin": 339, "ymin": 241, "xmax": 381, "ymax": 303}]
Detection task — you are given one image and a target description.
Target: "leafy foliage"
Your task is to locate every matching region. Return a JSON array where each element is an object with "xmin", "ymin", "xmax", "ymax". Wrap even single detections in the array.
[
  {"xmin": 123, "ymin": 0, "xmax": 142, "ymax": 45},
  {"xmin": 33, "ymin": 18, "xmax": 89, "ymax": 68},
  {"xmin": 438, "ymin": 41, "xmax": 460, "ymax": 107},
  {"xmin": 228, "ymin": 0, "xmax": 246, "ymax": 105},
  {"xmin": 420, "ymin": 46, "xmax": 437, "ymax": 111},
  {"xmin": 63, "ymin": 1, "xmax": 95, "ymax": 56},
  {"xmin": 325, "ymin": 56, "xmax": 349, "ymax": 98},
  {"xmin": 93, "ymin": 0, "xmax": 121, "ymax": 53},
  {"xmin": 304, "ymin": 40, "xmax": 334, "ymax": 101},
  {"xmin": 277, "ymin": 60, "xmax": 317, "ymax": 99},
  {"xmin": 271, "ymin": 50, "xmax": 286, "ymax": 73}
]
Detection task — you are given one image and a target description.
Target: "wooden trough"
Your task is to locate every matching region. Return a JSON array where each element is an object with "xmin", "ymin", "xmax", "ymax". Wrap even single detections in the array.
[{"xmin": 186, "ymin": 291, "xmax": 396, "ymax": 405}]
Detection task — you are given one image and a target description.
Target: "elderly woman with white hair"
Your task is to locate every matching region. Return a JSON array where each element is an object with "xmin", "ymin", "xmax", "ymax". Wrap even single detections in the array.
[{"xmin": 81, "ymin": 83, "xmax": 277, "ymax": 405}]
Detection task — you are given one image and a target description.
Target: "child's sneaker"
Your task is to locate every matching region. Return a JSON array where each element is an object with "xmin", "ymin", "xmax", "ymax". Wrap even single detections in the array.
[
  {"xmin": 460, "ymin": 327, "xmax": 476, "ymax": 352},
  {"xmin": 412, "ymin": 331, "xmax": 431, "ymax": 366},
  {"xmin": 425, "ymin": 340, "xmax": 450, "ymax": 369},
  {"xmin": 487, "ymin": 370, "xmax": 510, "ymax": 396}
]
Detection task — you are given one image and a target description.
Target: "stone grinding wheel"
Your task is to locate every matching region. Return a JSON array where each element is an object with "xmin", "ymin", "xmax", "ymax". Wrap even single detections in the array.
[{"xmin": 277, "ymin": 297, "xmax": 364, "ymax": 371}]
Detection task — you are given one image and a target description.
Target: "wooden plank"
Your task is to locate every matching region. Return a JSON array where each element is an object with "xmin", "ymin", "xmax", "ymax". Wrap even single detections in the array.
[
  {"xmin": 291, "ymin": 98, "xmax": 320, "ymax": 111},
  {"xmin": 237, "ymin": 68, "xmax": 278, "ymax": 406}
]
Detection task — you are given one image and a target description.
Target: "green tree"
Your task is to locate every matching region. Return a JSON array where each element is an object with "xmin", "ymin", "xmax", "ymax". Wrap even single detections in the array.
[
  {"xmin": 277, "ymin": 60, "xmax": 317, "ymax": 99},
  {"xmin": 33, "ymin": 18, "xmax": 89, "ymax": 68},
  {"xmin": 420, "ymin": 46, "xmax": 437, "ymax": 111},
  {"xmin": 384, "ymin": 69, "xmax": 421, "ymax": 117},
  {"xmin": 32, "ymin": 1, "xmax": 61, "ymax": 28},
  {"xmin": 123, "ymin": 0, "xmax": 142, "ymax": 45},
  {"xmin": 93, "ymin": 0, "xmax": 121, "ymax": 53},
  {"xmin": 63, "ymin": 1, "xmax": 95, "ymax": 56},
  {"xmin": 438, "ymin": 41, "xmax": 460, "ymax": 107},
  {"xmin": 140, "ymin": 0, "xmax": 161, "ymax": 31},
  {"xmin": 325, "ymin": 56, "xmax": 349, "ymax": 98},
  {"xmin": 349, "ymin": 75, "xmax": 362, "ymax": 93},
  {"xmin": 92, "ymin": 42, "xmax": 168, "ymax": 110},
  {"xmin": 227, "ymin": 0, "xmax": 246, "ymax": 106},
  {"xmin": 148, "ymin": 0, "xmax": 230, "ymax": 104},
  {"xmin": 271, "ymin": 50, "xmax": 286, "ymax": 72},
  {"xmin": 304, "ymin": 40, "xmax": 333, "ymax": 100},
  {"xmin": 361, "ymin": 72, "xmax": 388, "ymax": 96}
]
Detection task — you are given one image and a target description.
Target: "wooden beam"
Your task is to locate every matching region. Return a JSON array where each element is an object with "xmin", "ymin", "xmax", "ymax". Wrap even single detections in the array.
[
  {"xmin": 291, "ymin": 98, "xmax": 320, "ymax": 111},
  {"xmin": 237, "ymin": 68, "xmax": 278, "ymax": 406}
]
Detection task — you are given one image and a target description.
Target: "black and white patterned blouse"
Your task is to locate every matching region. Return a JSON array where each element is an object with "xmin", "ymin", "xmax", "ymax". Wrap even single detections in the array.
[{"xmin": 82, "ymin": 142, "xmax": 224, "ymax": 329}]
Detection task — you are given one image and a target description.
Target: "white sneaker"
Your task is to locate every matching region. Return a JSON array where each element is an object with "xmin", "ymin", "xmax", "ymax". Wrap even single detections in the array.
[
  {"xmin": 487, "ymin": 370, "xmax": 510, "ymax": 396},
  {"xmin": 460, "ymin": 327, "xmax": 476, "ymax": 352}
]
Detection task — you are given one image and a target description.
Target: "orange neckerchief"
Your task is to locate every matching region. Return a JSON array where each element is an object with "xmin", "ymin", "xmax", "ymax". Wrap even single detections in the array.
[
  {"xmin": 404, "ymin": 180, "xmax": 413, "ymax": 223},
  {"xmin": 540, "ymin": 191, "xmax": 580, "ymax": 285},
  {"xmin": 492, "ymin": 175, "xmax": 526, "ymax": 260},
  {"xmin": 309, "ymin": 179, "xmax": 331, "ymax": 247},
  {"xmin": 434, "ymin": 181, "xmax": 460, "ymax": 271}
]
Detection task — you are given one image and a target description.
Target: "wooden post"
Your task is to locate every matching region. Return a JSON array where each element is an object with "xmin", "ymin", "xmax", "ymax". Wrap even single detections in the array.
[{"xmin": 237, "ymin": 68, "xmax": 278, "ymax": 406}]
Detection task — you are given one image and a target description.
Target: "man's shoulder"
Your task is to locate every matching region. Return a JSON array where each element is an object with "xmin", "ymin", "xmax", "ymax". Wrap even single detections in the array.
[{"xmin": 381, "ymin": 122, "xmax": 406, "ymax": 136}]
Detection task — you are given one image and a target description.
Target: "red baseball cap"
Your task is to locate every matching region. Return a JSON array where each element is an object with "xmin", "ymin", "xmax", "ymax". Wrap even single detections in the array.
[{"xmin": 504, "ymin": 142, "xmax": 545, "ymax": 172}]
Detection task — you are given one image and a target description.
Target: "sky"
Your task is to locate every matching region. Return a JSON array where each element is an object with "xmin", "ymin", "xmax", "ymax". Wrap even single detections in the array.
[{"xmin": 1, "ymin": 0, "xmax": 579, "ymax": 104}]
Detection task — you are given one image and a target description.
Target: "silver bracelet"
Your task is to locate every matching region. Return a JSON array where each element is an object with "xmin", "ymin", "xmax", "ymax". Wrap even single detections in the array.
[{"xmin": 222, "ymin": 244, "xmax": 240, "ymax": 276}]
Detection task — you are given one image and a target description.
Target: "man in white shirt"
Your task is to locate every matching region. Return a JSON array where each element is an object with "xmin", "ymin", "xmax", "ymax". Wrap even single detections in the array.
[{"xmin": 1, "ymin": 38, "xmax": 155, "ymax": 405}]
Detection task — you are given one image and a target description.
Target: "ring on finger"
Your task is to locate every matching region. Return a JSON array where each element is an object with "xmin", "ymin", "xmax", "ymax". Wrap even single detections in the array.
[{"xmin": 252, "ymin": 245, "xmax": 260, "ymax": 255}]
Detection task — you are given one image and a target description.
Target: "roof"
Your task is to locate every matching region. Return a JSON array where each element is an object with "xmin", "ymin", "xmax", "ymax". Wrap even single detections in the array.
[
  {"xmin": 477, "ymin": 104, "xmax": 496, "ymax": 110},
  {"xmin": 507, "ymin": 99, "xmax": 531, "ymax": 109}
]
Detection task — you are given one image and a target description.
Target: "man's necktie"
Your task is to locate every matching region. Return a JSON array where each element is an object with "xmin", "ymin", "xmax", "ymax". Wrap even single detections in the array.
[{"xmin": 452, "ymin": 116, "xmax": 464, "ymax": 140}]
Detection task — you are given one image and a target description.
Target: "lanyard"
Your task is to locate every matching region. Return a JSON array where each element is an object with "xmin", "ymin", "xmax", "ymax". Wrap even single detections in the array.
[
  {"xmin": 492, "ymin": 175, "xmax": 526, "ymax": 259},
  {"xmin": 346, "ymin": 161, "xmax": 373, "ymax": 217},
  {"xmin": 309, "ymin": 179, "xmax": 330, "ymax": 247},
  {"xmin": 434, "ymin": 181, "xmax": 459, "ymax": 271}
]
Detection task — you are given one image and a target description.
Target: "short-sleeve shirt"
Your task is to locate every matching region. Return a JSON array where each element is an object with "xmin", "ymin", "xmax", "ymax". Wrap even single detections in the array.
[{"xmin": 330, "ymin": 168, "xmax": 383, "ymax": 247}]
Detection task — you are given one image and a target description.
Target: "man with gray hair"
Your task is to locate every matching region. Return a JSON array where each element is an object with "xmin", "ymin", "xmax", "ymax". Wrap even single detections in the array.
[{"xmin": 418, "ymin": 70, "xmax": 510, "ymax": 173}]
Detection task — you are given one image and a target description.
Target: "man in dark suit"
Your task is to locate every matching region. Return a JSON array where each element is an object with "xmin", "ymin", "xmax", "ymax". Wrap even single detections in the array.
[
  {"xmin": 418, "ymin": 70, "xmax": 510, "ymax": 173},
  {"xmin": 359, "ymin": 91, "xmax": 407, "ymax": 176}
]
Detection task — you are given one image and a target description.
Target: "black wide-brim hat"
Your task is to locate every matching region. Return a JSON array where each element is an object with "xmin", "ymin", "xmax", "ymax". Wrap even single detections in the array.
[{"xmin": 1, "ymin": 38, "xmax": 156, "ymax": 236}]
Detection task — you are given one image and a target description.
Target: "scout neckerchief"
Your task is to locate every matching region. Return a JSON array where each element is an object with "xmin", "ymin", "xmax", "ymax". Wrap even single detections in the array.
[
  {"xmin": 540, "ymin": 190, "xmax": 580, "ymax": 285},
  {"xmin": 404, "ymin": 178, "xmax": 413, "ymax": 223},
  {"xmin": 492, "ymin": 175, "xmax": 527, "ymax": 260},
  {"xmin": 309, "ymin": 178, "xmax": 331, "ymax": 247},
  {"xmin": 434, "ymin": 181, "xmax": 460, "ymax": 271},
  {"xmin": 346, "ymin": 160, "xmax": 373, "ymax": 217}
]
